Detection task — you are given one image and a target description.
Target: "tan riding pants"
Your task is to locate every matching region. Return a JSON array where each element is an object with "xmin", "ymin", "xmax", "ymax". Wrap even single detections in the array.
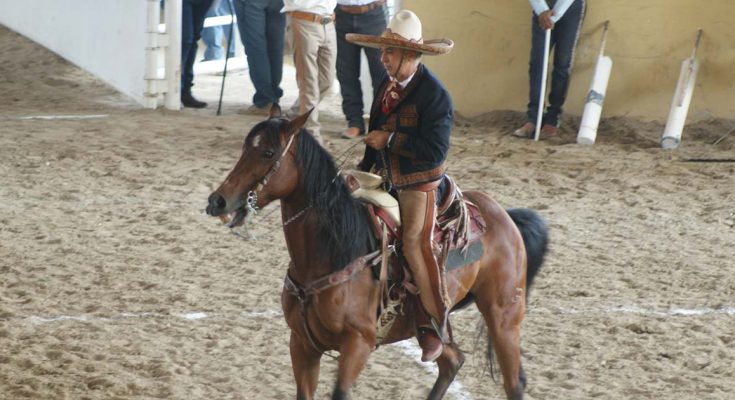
[{"xmin": 398, "ymin": 188, "xmax": 449, "ymax": 340}]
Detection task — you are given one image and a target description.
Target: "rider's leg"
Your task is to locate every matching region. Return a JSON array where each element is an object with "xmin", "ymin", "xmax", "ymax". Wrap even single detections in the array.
[{"xmin": 399, "ymin": 188, "xmax": 450, "ymax": 362}]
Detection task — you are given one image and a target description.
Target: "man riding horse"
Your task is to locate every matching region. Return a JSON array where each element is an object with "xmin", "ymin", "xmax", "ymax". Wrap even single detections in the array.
[{"xmin": 346, "ymin": 10, "xmax": 455, "ymax": 363}]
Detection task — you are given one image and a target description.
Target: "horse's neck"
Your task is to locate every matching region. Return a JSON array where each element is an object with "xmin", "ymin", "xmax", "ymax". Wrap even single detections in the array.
[{"xmin": 280, "ymin": 198, "xmax": 333, "ymax": 284}]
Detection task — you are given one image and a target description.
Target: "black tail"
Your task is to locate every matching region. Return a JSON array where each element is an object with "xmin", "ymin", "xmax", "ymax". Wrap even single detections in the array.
[{"xmin": 507, "ymin": 208, "xmax": 549, "ymax": 293}]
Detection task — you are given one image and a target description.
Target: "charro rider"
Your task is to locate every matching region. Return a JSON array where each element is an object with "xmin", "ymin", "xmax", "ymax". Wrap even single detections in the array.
[{"xmin": 346, "ymin": 10, "xmax": 454, "ymax": 362}]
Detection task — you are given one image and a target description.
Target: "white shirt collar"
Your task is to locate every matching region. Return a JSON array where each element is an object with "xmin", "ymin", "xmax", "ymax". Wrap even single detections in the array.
[{"xmin": 391, "ymin": 72, "xmax": 415, "ymax": 89}]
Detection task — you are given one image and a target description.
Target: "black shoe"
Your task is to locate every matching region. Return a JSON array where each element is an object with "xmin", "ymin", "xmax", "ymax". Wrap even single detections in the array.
[{"xmin": 181, "ymin": 92, "xmax": 207, "ymax": 108}]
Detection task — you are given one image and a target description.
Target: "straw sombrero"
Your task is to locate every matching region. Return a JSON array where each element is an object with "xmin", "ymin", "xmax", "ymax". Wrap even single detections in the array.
[{"xmin": 346, "ymin": 10, "xmax": 453, "ymax": 55}]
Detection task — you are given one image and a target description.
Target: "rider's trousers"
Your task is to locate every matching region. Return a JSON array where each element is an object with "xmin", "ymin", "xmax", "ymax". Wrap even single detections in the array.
[{"xmin": 398, "ymin": 188, "xmax": 450, "ymax": 342}]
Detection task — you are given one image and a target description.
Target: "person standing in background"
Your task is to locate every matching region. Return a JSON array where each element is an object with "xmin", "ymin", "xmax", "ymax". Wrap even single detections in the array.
[
  {"xmin": 233, "ymin": 0, "xmax": 287, "ymax": 114},
  {"xmin": 335, "ymin": 0, "xmax": 387, "ymax": 139},
  {"xmin": 513, "ymin": 0, "xmax": 585, "ymax": 139},
  {"xmin": 201, "ymin": 0, "xmax": 237, "ymax": 61},
  {"xmin": 181, "ymin": 0, "xmax": 215, "ymax": 108},
  {"xmin": 282, "ymin": 0, "xmax": 337, "ymax": 144}
]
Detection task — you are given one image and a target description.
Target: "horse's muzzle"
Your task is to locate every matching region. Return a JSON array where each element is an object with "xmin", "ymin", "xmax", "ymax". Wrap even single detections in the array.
[{"xmin": 206, "ymin": 192, "xmax": 227, "ymax": 216}]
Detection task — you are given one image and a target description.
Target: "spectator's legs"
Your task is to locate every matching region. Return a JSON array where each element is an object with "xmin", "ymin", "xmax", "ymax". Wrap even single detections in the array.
[
  {"xmin": 318, "ymin": 23, "xmax": 337, "ymax": 102},
  {"xmin": 220, "ymin": 0, "xmax": 238, "ymax": 58},
  {"xmin": 545, "ymin": 0, "xmax": 585, "ymax": 127},
  {"xmin": 292, "ymin": 19, "xmax": 334, "ymax": 141},
  {"xmin": 335, "ymin": 8, "xmax": 387, "ymax": 134},
  {"xmin": 336, "ymin": 13, "xmax": 365, "ymax": 132},
  {"xmin": 235, "ymin": 0, "xmax": 285, "ymax": 108},
  {"xmin": 202, "ymin": 5, "xmax": 225, "ymax": 61},
  {"xmin": 181, "ymin": 0, "xmax": 197, "ymax": 93},
  {"xmin": 265, "ymin": 0, "xmax": 286, "ymax": 103},
  {"xmin": 526, "ymin": 13, "xmax": 546, "ymax": 125}
]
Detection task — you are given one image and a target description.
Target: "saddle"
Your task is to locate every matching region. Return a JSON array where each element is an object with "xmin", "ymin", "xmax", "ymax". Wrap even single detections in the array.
[
  {"xmin": 345, "ymin": 171, "xmax": 487, "ymax": 342},
  {"xmin": 347, "ymin": 170, "xmax": 486, "ymax": 257}
]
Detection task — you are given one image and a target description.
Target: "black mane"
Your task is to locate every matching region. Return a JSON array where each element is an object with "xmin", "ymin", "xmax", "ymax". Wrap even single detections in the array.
[{"xmin": 256, "ymin": 119, "xmax": 375, "ymax": 271}]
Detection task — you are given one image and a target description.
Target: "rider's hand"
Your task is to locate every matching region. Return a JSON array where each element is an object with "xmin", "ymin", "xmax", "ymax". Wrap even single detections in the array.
[
  {"xmin": 364, "ymin": 130, "xmax": 391, "ymax": 150},
  {"xmin": 538, "ymin": 10, "xmax": 555, "ymax": 30}
]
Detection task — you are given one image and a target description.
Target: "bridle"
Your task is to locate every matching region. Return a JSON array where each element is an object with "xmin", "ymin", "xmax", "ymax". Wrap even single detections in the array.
[
  {"xmin": 235, "ymin": 127, "xmax": 363, "ymax": 235},
  {"xmin": 244, "ymin": 129, "xmax": 299, "ymax": 218}
]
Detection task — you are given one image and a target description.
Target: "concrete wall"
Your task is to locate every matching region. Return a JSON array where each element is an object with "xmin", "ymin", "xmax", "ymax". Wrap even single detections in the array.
[
  {"xmin": 403, "ymin": 0, "xmax": 735, "ymax": 120},
  {"xmin": 0, "ymin": 0, "xmax": 149, "ymax": 106}
]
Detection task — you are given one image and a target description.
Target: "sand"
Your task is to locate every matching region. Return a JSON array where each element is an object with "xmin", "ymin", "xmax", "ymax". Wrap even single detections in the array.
[{"xmin": 1, "ymin": 25, "xmax": 734, "ymax": 400}]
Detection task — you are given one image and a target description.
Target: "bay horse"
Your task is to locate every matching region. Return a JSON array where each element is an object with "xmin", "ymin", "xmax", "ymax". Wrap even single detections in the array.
[{"xmin": 205, "ymin": 108, "xmax": 548, "ymax": 400}]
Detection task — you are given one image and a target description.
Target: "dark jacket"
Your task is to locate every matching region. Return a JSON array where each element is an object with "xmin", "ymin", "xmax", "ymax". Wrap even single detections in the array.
[{"xmin": 357, "ymin": 63, "xmax": 453, "ymax": 189}]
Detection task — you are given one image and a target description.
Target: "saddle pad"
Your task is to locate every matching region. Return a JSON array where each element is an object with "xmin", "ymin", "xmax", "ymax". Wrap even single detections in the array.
[{"xmin": 445, "ymin": 240, "xmax": 484, "ymax": 271}]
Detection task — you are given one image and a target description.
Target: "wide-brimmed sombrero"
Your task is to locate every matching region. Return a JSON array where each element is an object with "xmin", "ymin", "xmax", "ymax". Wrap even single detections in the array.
[{"xmin": 346, "ymin": 10, "xmax": 453, "ymax": 55}]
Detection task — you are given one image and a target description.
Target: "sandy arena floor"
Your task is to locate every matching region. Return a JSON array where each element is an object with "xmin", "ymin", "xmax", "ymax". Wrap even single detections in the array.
[{"xmin": 1, "ymin": 25, "xmax": 734, "ymax": 399}]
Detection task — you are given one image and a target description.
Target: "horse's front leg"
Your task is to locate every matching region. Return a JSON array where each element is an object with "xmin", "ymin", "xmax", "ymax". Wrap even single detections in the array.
[
  {"xmin": 428, "ymin": 341, "xmax": 465, "ymax": 400},
  {"xmin": 331, "ymin": 330, "xmax": 373, "ymax": 400},
  {"xmin": 290, "ymin": 332, "xmax": 322, "ymax": 400}
]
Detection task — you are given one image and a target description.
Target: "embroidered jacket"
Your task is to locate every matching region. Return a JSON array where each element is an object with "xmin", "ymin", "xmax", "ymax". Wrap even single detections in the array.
[{"xmin": 357, "ymin": 63, "xmax": 453, "ymax": 189}]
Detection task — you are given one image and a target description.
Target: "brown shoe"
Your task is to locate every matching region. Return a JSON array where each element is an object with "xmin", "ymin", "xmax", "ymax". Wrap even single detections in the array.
[
  {"xmin": 512, "ymin": 122, "xmax": 535, "ymax": 138},
  {"xmin": 417, "ymin": 327, "xmax": 443, "ymax": 362},
  {"xmin": 341, "ymin": 127, "xmax": 362, "ymax": 139},
  {"xmin": 540, "ymin": 123, "xmax": 558, "ymax": 139}
]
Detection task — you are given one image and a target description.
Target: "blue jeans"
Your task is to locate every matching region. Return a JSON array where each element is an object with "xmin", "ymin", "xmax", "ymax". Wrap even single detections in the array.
[
  {"xmin": 527, "ymin": 0, "xmax": 585, "ymax": 127},
  {"xmin": 202, "ymin": 0, "xmax": 237, "ymax": 60},
  {"xmin": 182, "ymin": 0, "xmax": 215, "ymax": 93},
  {"xmin": 335, "ymin": 6, "xmax": 387, "ymax": 133},
  {"xmin": 233, "ymin": 0, "xmax": 286, "ymax": 107}
]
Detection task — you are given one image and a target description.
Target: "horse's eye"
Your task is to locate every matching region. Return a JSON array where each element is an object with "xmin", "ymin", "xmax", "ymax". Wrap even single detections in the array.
[{"xmin": 263, "ymin": 150, "xmax": 275, "ymax": 159}]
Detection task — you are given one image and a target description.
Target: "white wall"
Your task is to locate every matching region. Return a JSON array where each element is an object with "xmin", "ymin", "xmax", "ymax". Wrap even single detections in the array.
[{"xmin": 0, "ymin": 0, "xmax": 149, "ymax": 106}]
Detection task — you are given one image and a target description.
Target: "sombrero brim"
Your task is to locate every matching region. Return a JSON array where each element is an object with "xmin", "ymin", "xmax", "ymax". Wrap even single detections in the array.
[{"xmin": 346, "ymin": 33, "xmax": 453, "ymax": 55}]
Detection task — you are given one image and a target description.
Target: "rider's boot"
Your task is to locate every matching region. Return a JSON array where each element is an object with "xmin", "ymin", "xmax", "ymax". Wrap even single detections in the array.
[{"xmin": 415, "ymin": 302, "xmax": 444, "ymax": 362}]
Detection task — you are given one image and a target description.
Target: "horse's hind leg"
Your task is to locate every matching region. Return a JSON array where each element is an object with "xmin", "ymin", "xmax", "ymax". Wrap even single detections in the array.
[
  {"xmin": 427, "ymin": 342, "xmax": 465, "ymax": 400},
  {"xmin": 477, "ymin": 300, "xmax": 525, "ymax": 399}
]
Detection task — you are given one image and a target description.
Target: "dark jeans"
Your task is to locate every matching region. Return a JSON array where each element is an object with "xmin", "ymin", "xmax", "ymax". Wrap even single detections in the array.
[
  {"xmin": 527, "ymin": 0, "xmax": 585, "ymax": 127},
  {"xmin": 336, "ymin": 6, "xmax": 387, "ymax": 133},
  {"xmin": 182, "ymin": 0, "xmax": 215, "ymax": 94},
  {"xmin": 233, "ymin": 0, "xmax": 286, "ymax": 107}
]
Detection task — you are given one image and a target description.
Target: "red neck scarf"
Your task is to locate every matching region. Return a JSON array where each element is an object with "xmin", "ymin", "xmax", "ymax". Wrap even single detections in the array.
[{"xmin": 381, "ymin": 80, "xmax": 403, "ymax": 114}]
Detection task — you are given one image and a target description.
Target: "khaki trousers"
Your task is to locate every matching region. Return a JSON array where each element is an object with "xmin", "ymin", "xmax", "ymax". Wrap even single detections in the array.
[
  {"xmin": 398, "ymin": 189, "xmax": 449, "ymax": 341},
  {"xmin": 291, "ymin": 18, "xmax": 336, "ymax": 141}
]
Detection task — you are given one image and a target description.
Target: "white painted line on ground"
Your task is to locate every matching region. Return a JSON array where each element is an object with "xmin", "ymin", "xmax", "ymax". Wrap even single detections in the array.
[
  {"xmin": 22, "ymin": 305, "xmax": 735, "ymax": 326},
  {"xmin": 530, "ymin": 305, "xmax": 735, "ymax": 317},
  {"xmin": 181, "ymin": 312, "xmax": 208, "ymax": 320},
  {"xmin": 1, "ymin": 114, "xmax": 110, "ymax": 120},
  {"xmin": 28, "ymin": 315, "xmax": 90, "ymax": 324}
]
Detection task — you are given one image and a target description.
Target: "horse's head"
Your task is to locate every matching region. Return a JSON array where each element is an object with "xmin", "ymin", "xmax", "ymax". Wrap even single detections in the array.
[{"xmin": 206, "ymin": 105, "xmax": 312, "ymax": 228}]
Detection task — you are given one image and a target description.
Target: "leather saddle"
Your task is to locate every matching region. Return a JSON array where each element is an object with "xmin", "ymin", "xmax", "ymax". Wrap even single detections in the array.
[{"xmin": 345, "ymin": 171, "xmax": 487, "ymax": 274}]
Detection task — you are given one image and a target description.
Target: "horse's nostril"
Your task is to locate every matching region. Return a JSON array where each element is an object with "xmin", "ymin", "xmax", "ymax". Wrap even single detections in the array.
[{"xmin": 208, "ymin": 193, "xmax": 226, "ymax": 210}]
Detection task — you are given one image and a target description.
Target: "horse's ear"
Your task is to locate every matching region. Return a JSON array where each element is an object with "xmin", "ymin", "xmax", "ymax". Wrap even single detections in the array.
[
  {"xmin": 286, "ymin": 108, "xmax": 314, "ymax": 135},
  {"xmin": 268, "ymin": 103, "xmax": 282, "ymax": 119}
]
